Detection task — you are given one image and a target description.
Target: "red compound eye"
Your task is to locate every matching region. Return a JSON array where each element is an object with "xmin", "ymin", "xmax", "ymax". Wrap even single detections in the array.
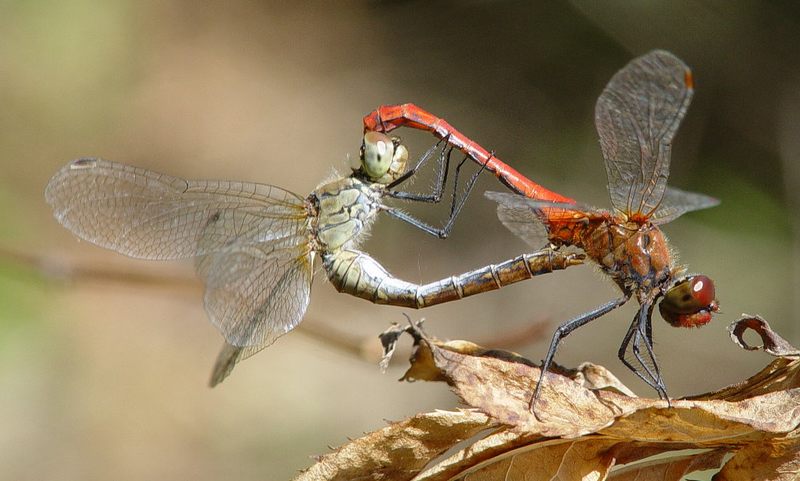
[
  {"xmin": 659, "ymin": 275, "xmax": 718, "ymax": 328},
  {"xmin": 688, "ymin": 275, "xmax": 715, "ymax": 308}
]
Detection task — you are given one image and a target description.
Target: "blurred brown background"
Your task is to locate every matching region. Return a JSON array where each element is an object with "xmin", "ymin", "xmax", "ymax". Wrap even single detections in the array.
[{"xmin": 1, "ymin": 1, "xmax": 799, "ymax": 479}]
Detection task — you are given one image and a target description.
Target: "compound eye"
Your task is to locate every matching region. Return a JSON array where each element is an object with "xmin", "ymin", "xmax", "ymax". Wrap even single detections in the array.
[
  {"xmin": 659, "ymin": 275, "xmax": 718, "ymax": 328},
  {"xmin": 361, "ymin": 131, "xmax": 395, "ymax": 179}
]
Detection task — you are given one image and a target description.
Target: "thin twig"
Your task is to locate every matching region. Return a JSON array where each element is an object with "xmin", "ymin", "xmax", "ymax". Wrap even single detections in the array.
[{"xmin": 1, "ymin": 246, "xmax": 553, "ymax": 364}]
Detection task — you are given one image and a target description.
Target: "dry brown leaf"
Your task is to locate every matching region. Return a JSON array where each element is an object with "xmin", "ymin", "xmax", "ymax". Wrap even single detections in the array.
[
  {"xmin": 600, "ymin": 389, "xmax": 800, "ymax": 443},
  {"xmin": 450, "ymin": 438, "xmax": 618, "ymax": 481},
  {"xmin": 689, "ymin": 357, "xmax": 800, "ymax": 402},
  {"xmin": 418, "ymin": 336, "xmax": 626, "ymax": 437},
  {"xmin": 300, "ymin": 316, "xmax": 800, "ymax": 480},
  {"xmin": 606, "ymin": 448, "xmax": 726, "ymax": 480},
  {"xmin": 412, "ymin": 428, "xmax": 536, "ymax": 480},
  {"xmin": 691, "ymin": 316, "xmax": 800, "ymax": 401},
  {"xmin": 573, "ymin": 362, "xmax": 637, "ymax": 397},
  {"xmin": 714, "ymin": 442, "xmax": 800, "ymax": 480},
  {"xmin": 294, "ymin": 409, "xmax": 493, "ymax": 481},
  {"xmin": 411, "ymin": 329, "xmax": 800, "ymax": 441},
  {"xmin": 728, "ymin": 315, "xmax": 800, "ymax": 357}
]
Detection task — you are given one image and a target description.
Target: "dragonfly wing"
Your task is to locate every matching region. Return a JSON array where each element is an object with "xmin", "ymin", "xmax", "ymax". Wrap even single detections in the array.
[
  {"xmin": 595, "ymin": 50, "xmax": 694, "ymax": 218},
  {"xmin": 649, "ymin": 186, "xmax": 720, "ymax": 225},
  {"xmin": 45, "ymin": 158, "xmax": 309, "ymax": 260},
  {"xmin": 197, "ymin": 242, "xmax": 313, "ymax": 350},
  {"xmin": 485, "ymin": 191, "xmax": 603, "ymax": 248},
  {"xmin": 210, "ymin": 342, "xmax": 247, "ymax": 386},
  {"xmin": 210, "ymin": 342, "xmax": 264, "ymax": 387},
  {"xmin": 47, "ymin": 158, "xmax": 315, "ymax": 383},
  {"xmin": 485, "ymin": 191, "xmax": 550, "ymax": 248}
]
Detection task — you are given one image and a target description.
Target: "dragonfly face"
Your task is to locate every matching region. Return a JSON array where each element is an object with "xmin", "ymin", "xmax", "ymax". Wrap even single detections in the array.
[
  {"xmin": 359, "ymin": 131, "xmax": 409, "ymax": 184},
  {"xmin": 659, "ymin": 274, "xmax": 718, "ymax": 328}
]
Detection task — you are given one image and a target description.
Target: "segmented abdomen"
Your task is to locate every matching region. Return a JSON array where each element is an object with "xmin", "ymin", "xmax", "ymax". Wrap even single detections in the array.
[{"xmin": 323, "ymin": 249, "xmax": 583, "ymax": 308}]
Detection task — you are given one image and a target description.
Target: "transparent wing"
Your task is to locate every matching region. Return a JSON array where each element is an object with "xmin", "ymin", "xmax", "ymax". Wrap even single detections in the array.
[
  {"xmin": 485, "ymin": 191, "xmax": 604, "ymax": 248},
  {"xmin": 201, "ymin": 243, "xmax": 314, "ymax": 386},
  {"xmin": 197, "ymin": 242, "xmax": 313, "ymax": 347},
  {"xmin": 485, "ymin": 191, "xmax": 550, "ymax": 248},
  {"xmin": 595, "ymin": 50, "xmax": 694, "ymax": 217},
  {"xmin": 649, "ymin": 186, "xmax": 719, "ymax": 225},
  {"xmin": 47, "ymin": 157, "xmax": 315, "ymax": 384},
  {"xmin": 45, "ymin": 158, "xmax": 309, "ymax": 260},
  {"xmin": 210, "ymin": 342, "xmax": 260, "ymax": 387}
]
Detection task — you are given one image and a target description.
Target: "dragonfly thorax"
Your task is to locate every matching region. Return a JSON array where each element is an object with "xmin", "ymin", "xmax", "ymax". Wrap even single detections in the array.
[
  {"xmin": 310, "ymin": 177, "xmax": 383, "ymax": 253},
  {"xmin": 583, "ymin": 221, "xmax": 673, "ymax": 294}
]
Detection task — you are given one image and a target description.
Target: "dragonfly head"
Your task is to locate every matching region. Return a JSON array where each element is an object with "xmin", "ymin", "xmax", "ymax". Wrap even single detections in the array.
[
  {"xmin": 659, "ymin": 274, "xmax": 718, "ymax": 328},
  {"xmin": 359, "ymin": 131, "xmax": 408, "ymax": 184}
]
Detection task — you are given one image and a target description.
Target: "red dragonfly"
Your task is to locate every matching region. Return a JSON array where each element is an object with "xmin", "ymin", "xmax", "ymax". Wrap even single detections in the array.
[{"xmin": 364, "ymin": 50, "xmax": 720, "ymax": 407}]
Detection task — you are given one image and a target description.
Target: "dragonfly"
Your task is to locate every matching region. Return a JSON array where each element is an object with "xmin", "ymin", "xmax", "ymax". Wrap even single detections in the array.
[
  {"xmin": 363, "ymin": 50, "xmax": 720, "ymax": 407},
  {"xmin": 45, "ymin": 131, "xmax": 583, "ymax": 386},
  {"xmin": 363, "ymin": 104, "xmax": 573, "ymax": 203}
]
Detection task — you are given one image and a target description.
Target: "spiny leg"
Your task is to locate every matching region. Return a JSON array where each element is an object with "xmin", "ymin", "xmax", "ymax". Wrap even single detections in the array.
[
  {"xmin": 530, "ymin": 294, "xmax": 630, "ymax": 417},
  {"xmin": 635, "ymin": 311, "xmax": 668, "ymax": 400},
  {"xmin": 619, "ymin": 314, "xmax": 660, "ymax": 391},
  {"xmin": 384, "ymin": 151, "xmax": 490, "ymax": 239},
  {"xmin": 442, "ymin": 150, "xmax": 492, "ymax": 233},
  {"xmin": 632, "ymin": 329, "xmax": 668, "ymax": 400},
  {"xmin": 617, "ymin": 307, "xmax": 668, "ymax": 399},
  {"xmin": 386, "ymin": 134, "xmax": 452, "ymax": 195},
  {"xmin": 640, "ymin": 304, "xmax": 665, "ymax": 389},
  {"xmin": 633, "ymin": 305, "xmax": 662, "ymax": 388},
  {"xmin": 618, "ymin": 318, "xmax": 652, "ymax": 388}
]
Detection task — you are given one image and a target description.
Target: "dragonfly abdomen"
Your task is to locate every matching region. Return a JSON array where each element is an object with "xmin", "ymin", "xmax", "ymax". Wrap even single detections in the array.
[
  {"xmin": 323, "ymin": 249, "xmax": 584, "ymax": 309},
  {"xmin": 324, "ymin": 250, "xmax": 420, "ymax": 308},
  {"xmin": 416, "ymin": 251, "xmax": 584, "ymax": 306}
]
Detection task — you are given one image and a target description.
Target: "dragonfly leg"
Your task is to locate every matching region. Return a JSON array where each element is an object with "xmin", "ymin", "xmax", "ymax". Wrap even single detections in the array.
[
  {"xmin": 637, "ymin": 313, "xmax": 669, "ymax": 400},
  {"xmin": 530, "ymin": 294, "xmax": 630, "ymax": 417},
  {"xmin": 618, "ymin": 318, "xmax": 653, "ymax": 388},
  {"xmin": 644, "ymin": 315, "xmax": 669, "ymax": 403},
  {"xmin": 632, "ymin": 329, "xmax": 668, "ymax": 400},
  {"xmin": 617, "ymin": 307, "xmax": 668, "ymax": 400},
  {"xmin": 436, "ymin": 150, "xmax": 491, "ymax": 233},
  {"xmin": 385, "ymin": 134, "xmax": 451, "ymax": 193},
  {"xmin": 634, "ymin": 305, "xmax": 663, "ymax": 387},
  {"xmin": 384, "ymin": 152, "xmax": 490, "ymax": 239},
  {"xmin": 364, "ymin": 104, "xmax": 574, "ymax": 203},
  {"xmin": 386, "ymin": 147, "xmax": 457, "ymax": 203}
]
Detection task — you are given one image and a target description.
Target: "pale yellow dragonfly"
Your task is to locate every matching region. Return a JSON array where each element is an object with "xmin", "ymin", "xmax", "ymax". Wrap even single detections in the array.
[{"xmin": 46, "ymin": 133, "xmax": 581, "ymax": 385}]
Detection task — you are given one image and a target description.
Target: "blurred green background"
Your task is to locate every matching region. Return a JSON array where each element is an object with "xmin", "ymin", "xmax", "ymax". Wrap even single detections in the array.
[{"xmin": 1, "ymin": 1, "xmax": 798, "ymax": 479}]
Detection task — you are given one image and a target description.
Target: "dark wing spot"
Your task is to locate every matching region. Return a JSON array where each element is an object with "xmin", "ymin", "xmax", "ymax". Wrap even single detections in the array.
[
  {"xmin": 206, "ymin": 211, "xmax": 222, "ymax": 227},
  {"xmin": 70, "ymin": 158, "xmax": 98, "ymax": 169}
]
